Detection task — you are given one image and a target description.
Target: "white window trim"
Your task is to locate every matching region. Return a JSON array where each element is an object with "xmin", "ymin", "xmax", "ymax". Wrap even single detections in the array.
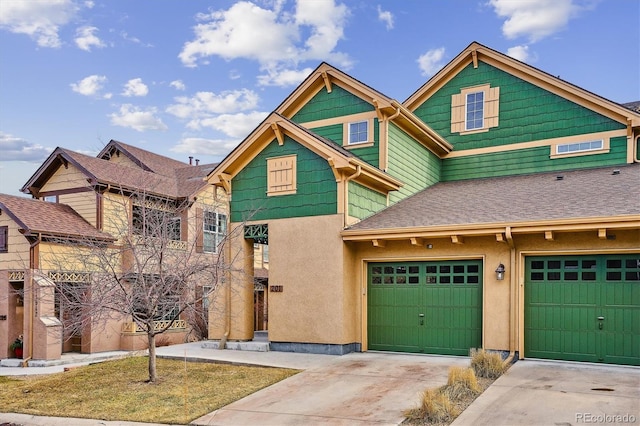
[
  {"xmin": 550, "ymin": 138, "xmax": 610, "ymax": 159},
  {"xmin": 203, "ymin": 210, "xmax": 227, "ymax": 254},
  {"xmin": 344, "ymin": 118, "xmax": 374, "ymax": 146},
  {"xmin": 465, "ymin": 91, "xmax": 485, "ymax": 131}
]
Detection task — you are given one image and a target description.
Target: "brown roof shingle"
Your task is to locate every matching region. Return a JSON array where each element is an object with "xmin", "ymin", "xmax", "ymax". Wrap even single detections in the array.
[
  {"xmin": 0, "ymin": 193, "xmax": 113, "ymax": 240},
  {"xmin": 346, "ymin": 164, "xmax": 640, "ymax": 231}
]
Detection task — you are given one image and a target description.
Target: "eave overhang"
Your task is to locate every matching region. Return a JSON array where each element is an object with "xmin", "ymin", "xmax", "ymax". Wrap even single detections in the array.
[{"xmin": 342, "ymin": 215, "xmax": 640, "ymax": 244}]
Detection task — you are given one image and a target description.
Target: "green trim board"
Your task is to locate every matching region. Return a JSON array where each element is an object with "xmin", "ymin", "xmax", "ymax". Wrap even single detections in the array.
[
  {"xmin": 525, "ymin": 254, "xmax": 640, "ymax": 366},
  {"xmin": 412, "ymin": 61, "xmax": 626, "ymax": 151},
  {"xmin": 367, "ymin": 260, "xmax": 482, "ymax": 355},
  {"xmin": 230, "ymin": 136, "xmax": 338, "ymax": 222}
]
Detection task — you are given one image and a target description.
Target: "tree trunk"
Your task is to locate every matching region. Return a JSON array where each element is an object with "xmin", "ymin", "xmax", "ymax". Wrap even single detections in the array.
[{"xmin": 147, "ymin": 333, "xmax": 157, "ymax": 383}]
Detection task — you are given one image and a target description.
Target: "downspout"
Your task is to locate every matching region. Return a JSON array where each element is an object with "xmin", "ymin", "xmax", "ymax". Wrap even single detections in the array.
[
  {"xmin": 503, "ymin": 226, "xmax": 517, "ymax": 365},
  {"xmin": 23, "ymin": 235, "xmax": 40, "ymax": 367}
]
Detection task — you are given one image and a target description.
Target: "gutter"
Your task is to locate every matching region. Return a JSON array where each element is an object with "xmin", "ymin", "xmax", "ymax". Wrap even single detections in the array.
[{"xmin": 503, "ymin": 226, "xmax": 517, "ymax": 366}]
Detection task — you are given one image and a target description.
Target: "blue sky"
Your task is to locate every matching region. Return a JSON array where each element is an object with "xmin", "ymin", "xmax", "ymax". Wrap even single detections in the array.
[{"xmin": 1, "ymin": 0, "xmax": 638, "ymax": 196}]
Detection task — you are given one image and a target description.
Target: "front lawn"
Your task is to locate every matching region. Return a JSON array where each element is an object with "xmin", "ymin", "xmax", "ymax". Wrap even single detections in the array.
[{"xmin": 0, "ymin": 357, "xmax": 298, "ymax": 424}]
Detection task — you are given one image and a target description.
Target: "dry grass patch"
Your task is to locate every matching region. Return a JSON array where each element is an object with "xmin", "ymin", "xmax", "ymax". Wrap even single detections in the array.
[
  {"xmin": 470, "ymin": 348, "xmax": 508, "ymax": 379},
  {"xmin": 0, "ymin": 357, "xmax": 298, "ymax": 424}
]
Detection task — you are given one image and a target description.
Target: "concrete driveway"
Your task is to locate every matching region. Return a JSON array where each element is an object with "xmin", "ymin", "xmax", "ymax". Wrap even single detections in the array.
[
  {"xmin": 192, "ymin": 352, "xmax": 469, "ymax": 425},
  {"xmin": 452, "ymin": 360, "xmax": 640, "ymax": 425}
]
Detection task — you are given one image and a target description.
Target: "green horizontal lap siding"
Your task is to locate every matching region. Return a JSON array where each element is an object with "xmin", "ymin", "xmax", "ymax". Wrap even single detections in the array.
[
  {"xmin": 230, "ymin": 137, "xmax": 337, "ymax": 222},
  {"xmin": 348, "ymin": 181, "xmax": 387, "ymax": 220},
  {"xmin": 387, "ymin": 122, "xmax": 441, "ymax": 203},
  {"xmin": 525, "ymin": 255, "xmax": 640, "ymax": 366},
  {"xmin": 368, "ymin": 260, "xmax": 482, "ymax": 355},
  {"xmin": 442, "ymin": 136, "xmax": 628, "ymax": 181},
  {"xmin": 292, "ymin": 84, "xmax": 374, "ymax": 123}
]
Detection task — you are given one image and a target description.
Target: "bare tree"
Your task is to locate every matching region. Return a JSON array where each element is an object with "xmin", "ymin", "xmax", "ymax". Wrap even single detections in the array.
[{"xmin": 42, "ymin": 187, "xmax": 235, "ymax": 382}]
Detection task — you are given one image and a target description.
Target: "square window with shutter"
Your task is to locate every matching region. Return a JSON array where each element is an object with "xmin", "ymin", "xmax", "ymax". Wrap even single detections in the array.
[
  {"xmin": 451, "ymin": 84, "xmax": 499, "ymax": 134},
  {"xmin": 267, "ymin": 155, "xmax": 297, "ymax": 196}
]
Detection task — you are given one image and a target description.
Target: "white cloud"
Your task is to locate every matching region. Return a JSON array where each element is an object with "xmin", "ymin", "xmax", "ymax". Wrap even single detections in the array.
[
  {"xmin": 166, "ymin": 89, "xmax": 260, "ymax": 119},
  {"xmin": 122, "ymin": 78, "xmax": 149, "ymax": 97},
  {"xmin": 178, "ymin": 0, "xmax": 351, "ymax": 87},
  {"xmin": 377, "ymin": 5, "xmax": 394, "ymax": 30},
  {"xmin": 507, "ymin": 44, "xmax": 531, "ymax": 62},
  {"xmin": 170, "ymin": 80, "xmax": 186, "ymax": 91},
  {"xmin": 171, "ymin": 137, "xmax": 240, "ymax": 157},
  {"xmin": 192, "ymin": 111, "xmax": 269, "ymax": 138},
  {"xmin": 109, "ymin": 104, "xmax": 167, "ymax": 132},
  {"xmin": 0, "ymin": 132, "xmax": 52, "ymax": 162},
  {"xmin": 0, "ymin": 0, "xmax": 78, "ymax": 48},
  {"xmin": 75, "ymin": 25, "xmax": 105, "ymax": 51},
  {"xmin": 489, "ymin": 0, "xmax": 584, "ymax": 43},
  {"xmin": 417, "ymin": 47, "xmax": 446, "ymax": 77},
  {"xmin": 70, "ymin": 74, "xmax": 111, "ymax": 98},
  {"xmin": 257, "ymin": 67, "xmax": 314, "ymax": 87}
]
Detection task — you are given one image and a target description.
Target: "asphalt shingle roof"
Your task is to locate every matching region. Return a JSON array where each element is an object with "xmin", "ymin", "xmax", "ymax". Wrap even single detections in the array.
[
  {"xmin": 346, "ymin": 164, "xmax": 640, "ymax": 231},
  {"xmin": 0, "ymin": 193, "xmax": 113, "ymax": 240}
]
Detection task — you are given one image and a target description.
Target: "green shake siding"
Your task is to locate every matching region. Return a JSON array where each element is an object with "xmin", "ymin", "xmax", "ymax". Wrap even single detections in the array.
[
  {"xmin": 442, "ymin": 136, "xmax": 628, "ymax": 181},
  {"xmin": 414, "ymin": 62, "xmax": 625, "ymax": 149},
  {"xmin": 311, "ymin": 122, "xmax": 380, "ymax": 168},
  {"xmin": 230, "ymin": 137, "xmax": 337, "ymax": 222},
  {"xmin": 387, "ymin": 122, "xmax": 441, "ymax": 204},
  {"xmin": 292, "ymin": 84, "xmax": 374, "ymax": 123}
]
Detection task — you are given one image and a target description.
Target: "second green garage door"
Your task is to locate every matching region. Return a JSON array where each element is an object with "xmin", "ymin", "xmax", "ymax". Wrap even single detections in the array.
[
  {"xmin": 525, "ymin": 254, "xmax": 640, "ymax": 366},
  {"xmin": 367, "ymin": 260, "xmax": 482, "ymax": 355}
]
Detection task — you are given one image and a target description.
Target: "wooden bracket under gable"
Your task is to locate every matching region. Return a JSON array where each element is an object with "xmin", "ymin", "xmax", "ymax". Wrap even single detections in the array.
[
  {"xmin": 321, "ymin": 71, "xmax": 332, "ymax": 93},
  {"xmin": 372, "ymin": 99, "xmax": 384, "ymax": 121},
  {"xmin": 217, "ymin": 173, "xmax": 232, "ymax": 193},
  {"xmin": 271, "ymin": 123, "xmax": 284, "ymax": 146},
  {"xmin": 495, "ymin": 233, "xmax": 505, "ymax": 243},
  {"xmin": 598, "ymin": 228, "xmax": 607, "ymax": 239},
  {"xmin": 410, "ymin": 237, "xmax": 424, "ymax": 246},
  {"xmin": 327, "ymin": 157, "xmax": 343, "ymax": 182},
  {"xmin": 545, "ymin": 231, "xmax": 555, "ymax": 241},
  {"xmin": 472, "ymin": 50, "xmax": 478, "ymax": 69}
]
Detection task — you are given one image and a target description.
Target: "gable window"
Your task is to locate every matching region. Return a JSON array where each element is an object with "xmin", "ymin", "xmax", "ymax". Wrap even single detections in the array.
[
  {"xmin": 557, "ymin": 140, "xmax": 603, "ymax": 154},
  {"xmin": 348, "ymin": 121, "xmax": 369, "ymax": 144},
  {"xmin": 465, "ymin": 91, "xmax": 484, "ymax": 130},
  {"xmin": 451, "ymin": 84, "xmax": 499, "ymax": 134},
  {"xmin": 267, "ymin": 155, "xmax": 297, "ymax": 196},
  {"xmin": 203, "ymin": 211, "xmax": 227, "ymax": 253},
  {"xmin": 0, "ymin": 226, "xmax": 7, "ymax": 253},
  {"xmin": 550, "ymin": 138, "xmax": 609, "ymax": 159}
]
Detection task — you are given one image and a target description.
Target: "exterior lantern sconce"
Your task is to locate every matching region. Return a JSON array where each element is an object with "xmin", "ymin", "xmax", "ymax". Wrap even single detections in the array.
[{"xmin": 495, "ymin": 263, "xmax": 506, "ymax": 281}]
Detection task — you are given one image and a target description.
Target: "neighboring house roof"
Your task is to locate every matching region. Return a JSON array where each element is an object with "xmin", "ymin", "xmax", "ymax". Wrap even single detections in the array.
[
  {"xmin": 343, "ymin": 163, "xmax": 640, "ymax": 238},
  {"xmin": 22, "ymin": 145, "xmax": 216, "ymax": 200},
  {"xmin": 98, "ymin": 140, "xmax": 189, "ymax": 176},
  {"xmin": 207, "ymin": 112, "xmax": 402, "ymax": 194},
  {"xmin": 404, "ymin": 41, "xmax": 640, "ymax": 130},
  {"xmin": 0, "ymin": 193, "xmax": 113, "ymax": 240}
]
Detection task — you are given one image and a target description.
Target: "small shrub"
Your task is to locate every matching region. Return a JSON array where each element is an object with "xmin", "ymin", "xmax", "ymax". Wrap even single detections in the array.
[
  {"xmin": 443, "ymin": 366, "xmax": 481, "ymax": 400},
  {"xmin": 405, "ymin": 388, "xmax": 460, "ymax": 423},
  {"xmin": 470, "ymin": 348, "xmax": 507, "ymax": 379}
]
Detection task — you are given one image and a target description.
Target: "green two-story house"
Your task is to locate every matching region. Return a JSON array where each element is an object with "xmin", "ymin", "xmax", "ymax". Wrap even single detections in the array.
[{"xmin": 207, "ymin": 42, "xmax": 640, "ymax": 366}]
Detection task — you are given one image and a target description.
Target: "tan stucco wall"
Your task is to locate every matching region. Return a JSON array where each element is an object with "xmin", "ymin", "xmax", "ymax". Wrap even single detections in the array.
[{"xmin": 267, "ymin": 214, "xmax": 348, "ymax": 344}]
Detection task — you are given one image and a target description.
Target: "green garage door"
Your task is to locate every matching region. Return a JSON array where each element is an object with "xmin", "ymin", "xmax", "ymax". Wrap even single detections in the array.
[
  {"xmin": 525, "ymin": 254, "xmax": 640, "ymax": 366},
  {"xmin": 367, "ymin": 260, "xmax": 482, "ymax": 355}
]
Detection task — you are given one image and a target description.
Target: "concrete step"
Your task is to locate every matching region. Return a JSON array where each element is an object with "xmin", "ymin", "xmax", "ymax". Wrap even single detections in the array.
[{"xmin": 201, "ymin": 340, "xmax": 270, "ymax": 352}]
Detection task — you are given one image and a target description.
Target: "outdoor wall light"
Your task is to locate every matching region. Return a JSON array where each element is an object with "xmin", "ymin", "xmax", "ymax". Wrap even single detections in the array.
[{"xmin": 495, "ymin": 263, "xmax": 506, "ymax": 281}]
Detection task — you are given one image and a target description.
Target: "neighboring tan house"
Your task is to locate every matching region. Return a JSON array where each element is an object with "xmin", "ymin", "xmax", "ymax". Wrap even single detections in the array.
[
  {"xmin": 206, "ymin": 42, "xmax": 640, "ymax": 366},
  {"xmin": 0, "ymin": 140, "xmax": 227, "ymax": 362}
]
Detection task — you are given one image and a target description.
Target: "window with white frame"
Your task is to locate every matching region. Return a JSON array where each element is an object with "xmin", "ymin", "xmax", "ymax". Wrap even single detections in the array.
[
  {"xmin": 348, "ymin": 120, "xmax": 369, "ymax": 144},
  {"xmin": 465, "ymin": 91, "xmax": 484, "ymax": 130},
  {"xmin": 556, "ymin": 140, "xmax": 603, "ymax": 154},
  {"xmin": 203, "ymin": 211, "xmax": 227, "ymax": 253}
]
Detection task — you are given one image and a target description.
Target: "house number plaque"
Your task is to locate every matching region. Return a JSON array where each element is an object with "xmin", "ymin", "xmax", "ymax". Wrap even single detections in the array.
[{"xmin": 270, "ymin": 285, "xmax": 283, "ymax": 292}]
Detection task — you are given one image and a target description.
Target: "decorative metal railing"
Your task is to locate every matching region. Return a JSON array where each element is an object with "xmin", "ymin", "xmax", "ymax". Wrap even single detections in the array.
[
  {"xmin": 48, "ymin": 271, "xmax": 92, "ymax": 283},
  {"xmin": 121, "ymin": 319, "xmax": 187, "ymax": 333}
]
